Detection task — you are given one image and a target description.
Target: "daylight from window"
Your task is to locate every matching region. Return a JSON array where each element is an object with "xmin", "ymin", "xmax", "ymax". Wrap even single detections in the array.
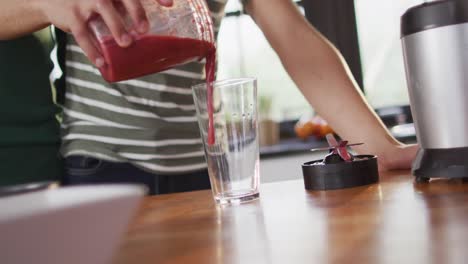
[
  {"xmin": 217, "ymin": 0, "xmax": 423, "ymax": 120},
  {"xmin": 355, "ymin": 0, "xmax": 423, "ymax": 108},
  {"xmin": 217, "ymin": 1, "xmax": 311, "ymax": 121}
]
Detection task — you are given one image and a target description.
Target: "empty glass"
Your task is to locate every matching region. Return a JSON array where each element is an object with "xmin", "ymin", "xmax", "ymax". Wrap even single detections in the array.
[{"xmin": 192, "ymin": 78, "xmax": 260, "ymax": 205}]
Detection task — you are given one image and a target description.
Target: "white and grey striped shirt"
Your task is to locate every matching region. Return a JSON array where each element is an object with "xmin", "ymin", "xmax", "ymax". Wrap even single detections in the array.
[{"xmin": 57, "ymin": 0, "xmax": 228, "ymax": 174}]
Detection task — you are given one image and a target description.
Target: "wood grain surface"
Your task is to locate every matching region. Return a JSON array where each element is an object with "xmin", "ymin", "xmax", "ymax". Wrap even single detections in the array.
[{"xmin": 113, "ymin": 171, "xmax": 468, "ymax": 264}]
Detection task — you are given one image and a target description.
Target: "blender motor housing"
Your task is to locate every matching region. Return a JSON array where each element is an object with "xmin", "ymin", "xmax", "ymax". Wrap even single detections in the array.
[{"xmin": 401, "ymin": 0, "xmax": 468, "ymax": 181}]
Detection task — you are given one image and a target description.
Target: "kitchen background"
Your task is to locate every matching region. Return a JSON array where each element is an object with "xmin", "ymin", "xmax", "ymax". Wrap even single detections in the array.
[
  {"xmin": 219, "ymin": 0, "xmax": 423, "ymax": 182},
  {"xmin": 218, "ymin": 0, "xmax": 423, "ymax": 119},
  {"xmin": 30, "ymin": 0, "xmax": 423, "ymax": 183}
]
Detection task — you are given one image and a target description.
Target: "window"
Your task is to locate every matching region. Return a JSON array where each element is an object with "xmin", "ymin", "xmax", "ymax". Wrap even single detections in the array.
[
  {"xmin": 217, "ymin": 0, "xmax": 311, "ymax": 121},
  {"xmin": 355, "ymin": 0, "xmax": 424, "ymax": 108},
  {"xmin": 218, "ymin": 0, "xmax": 425, "ymax": 113}
]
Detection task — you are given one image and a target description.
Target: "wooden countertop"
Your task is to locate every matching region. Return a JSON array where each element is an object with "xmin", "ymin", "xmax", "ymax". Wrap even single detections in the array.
[{"xmin": 113, "ymin": 170, "xmax": 468, "ymax": 264}]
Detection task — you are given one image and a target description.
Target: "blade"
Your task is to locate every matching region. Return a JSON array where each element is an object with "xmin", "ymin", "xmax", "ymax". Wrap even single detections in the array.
[
  {"xmin": 310, "ymin": 143, "xmax": 364, "ymax": 152},
  {"xmin": 346, "ymin": 143, "xmax": 364, "ymax": 147},
  {"xmin": 310, "ymin": 146, "xmax": 335, "ymax": 152},
  {"xmin": 337, "ymin": 146, "xmax": 352, "ymax": 161},
  {"xmin": 325, "ymin": 133, "xmax": 339, "ymax": 147},
  {"xmin": 338, "ymin": 140, "xmax": 349, "ymax": 147}
]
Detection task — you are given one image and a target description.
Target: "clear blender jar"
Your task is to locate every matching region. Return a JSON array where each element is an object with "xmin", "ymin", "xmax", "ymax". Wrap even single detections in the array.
[{"xmin": 88, "ymin": 0, "xmax": 215, "ymax": 82}]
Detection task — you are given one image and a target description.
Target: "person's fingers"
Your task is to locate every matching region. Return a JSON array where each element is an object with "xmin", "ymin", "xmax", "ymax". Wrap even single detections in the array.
[
  {"xmin": 95, "ymin": 0, "xmax": 132, "ymax": 47},
  {"xmin": 71, "ymin": 17, "xmax": 105, "ymax": 67},
  {"xmin": 122, "ymin": 0, "xmax": 149, "ymax": 33},
  {"xmin": 157, "ymin": 0, "xmax": 173, "ymax": 7}
]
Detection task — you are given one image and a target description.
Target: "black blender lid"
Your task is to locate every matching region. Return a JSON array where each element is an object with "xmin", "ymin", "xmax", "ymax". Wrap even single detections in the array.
[{"xmin": 401, "ymin": 0, "xmax": 468, "ymax": 38}]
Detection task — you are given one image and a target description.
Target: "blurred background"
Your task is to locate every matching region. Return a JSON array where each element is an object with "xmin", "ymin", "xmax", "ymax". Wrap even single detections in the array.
[
  {"xmin": 215, "ymin": 0, "xmax": 423, "ymax": 181},
  {"xmin": 218, "ymin": 0, "xmax": 423, "ymax": 119},
  {"xmin": 215, "ymin": 0, "xmax": 422, "ymax": 155},
  {"xmin": 3, "ymin": 0, "xmax": 424, "ymax": 181}
]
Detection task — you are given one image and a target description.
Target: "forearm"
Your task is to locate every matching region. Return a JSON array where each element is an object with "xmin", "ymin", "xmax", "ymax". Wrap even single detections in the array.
[
  {"xmin": 245, "ymin": 0, "xmax": 402, "ymax": 156},
  {"xmin": 0, "ymin": 0, "xmax": 49, "ymax": 39}
]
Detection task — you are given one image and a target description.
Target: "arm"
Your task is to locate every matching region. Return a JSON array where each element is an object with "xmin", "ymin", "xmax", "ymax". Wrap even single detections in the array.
[
  {"xmin": 0, "ymin": 0, "xmax": 173, "ymax": 66},
  {"xmin": 0, "ymin": 1, "xmax": 48, "ymax": 40},
  {"xmin": 244, "ymin": 0, "xmax": 417, "ymax": 170}
]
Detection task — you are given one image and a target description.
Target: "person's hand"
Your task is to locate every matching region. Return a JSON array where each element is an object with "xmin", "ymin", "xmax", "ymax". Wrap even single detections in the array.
[
  {"xmin": 375, "ymin": 143, "xmax": 419, "ymax": 171},
  {"xmin": 37, "ymin": 0, "xmax": 173, "ymax": 67}
]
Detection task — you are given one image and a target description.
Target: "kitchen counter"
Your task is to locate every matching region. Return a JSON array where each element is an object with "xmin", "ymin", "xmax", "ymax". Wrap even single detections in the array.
[{"xmin": 113, "ymin": 170, "xmax": 468, "ymax": 264}]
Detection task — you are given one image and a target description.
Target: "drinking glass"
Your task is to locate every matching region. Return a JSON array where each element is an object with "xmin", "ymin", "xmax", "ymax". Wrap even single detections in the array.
[{"xmin": 192, "ymin": 78, "xmax": 260, "ymax": 205}]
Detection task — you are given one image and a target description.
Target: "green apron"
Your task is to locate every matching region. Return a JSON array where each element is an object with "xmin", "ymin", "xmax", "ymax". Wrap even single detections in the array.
[{"xmin": 0, "ymin": 31, "xmax": 62, "ymax": 186}]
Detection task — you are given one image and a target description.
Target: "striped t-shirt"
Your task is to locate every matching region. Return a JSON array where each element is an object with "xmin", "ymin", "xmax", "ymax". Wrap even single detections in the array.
[{"xmin": 59, "ymin": 0, "xmax": 227, "ymax": 175}]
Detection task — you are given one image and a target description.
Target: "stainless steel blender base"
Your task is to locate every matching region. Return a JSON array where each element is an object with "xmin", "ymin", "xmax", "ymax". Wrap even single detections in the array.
[{"xmin": 412, "ymin": 147, "xmax": 468, "ymax": 181}]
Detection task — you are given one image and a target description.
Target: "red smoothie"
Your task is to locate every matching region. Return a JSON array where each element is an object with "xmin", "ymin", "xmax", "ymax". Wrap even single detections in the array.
[
  {"xmin": 98, "ymin": 35, "xmax": 214, "ymax": 83},
  {"xmin": 97, "ymin": 35, "xmax": 217, "ymax": 145}
]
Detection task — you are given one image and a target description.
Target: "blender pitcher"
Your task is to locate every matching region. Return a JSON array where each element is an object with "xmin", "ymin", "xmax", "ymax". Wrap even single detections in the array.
[{"xmin": 88, "ymin": 0, "xmax": 215, "ymax": 82}]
